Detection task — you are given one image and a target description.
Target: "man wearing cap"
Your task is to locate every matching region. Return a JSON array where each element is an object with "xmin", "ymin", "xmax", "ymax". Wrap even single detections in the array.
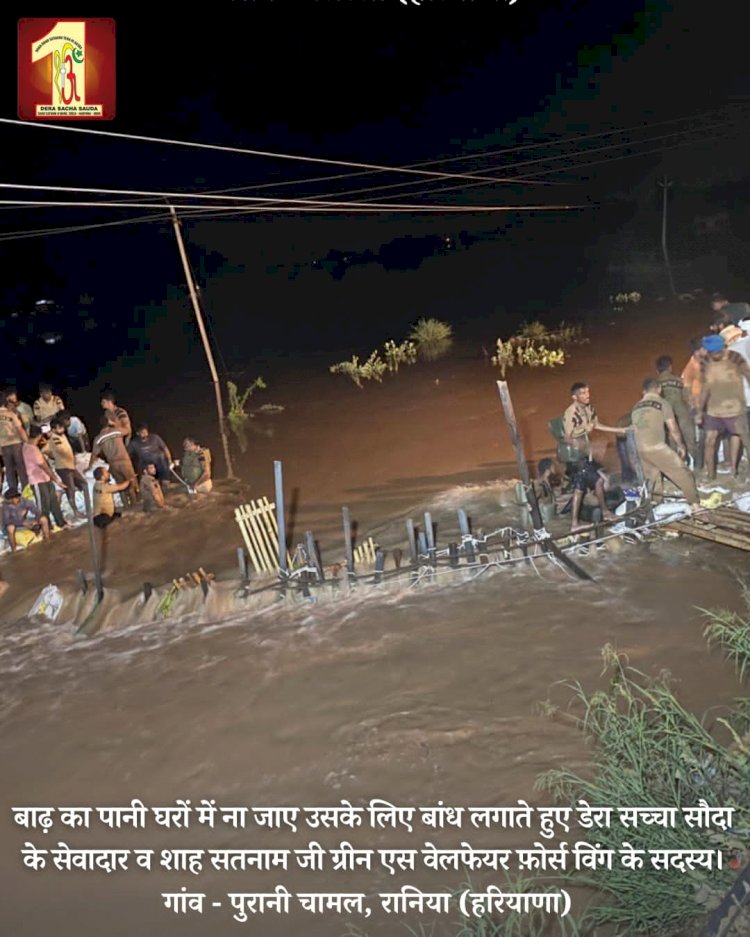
[
  {"xmin": 699, "ymin": 333, "xmax": 750, "ymax": 479},
  {"xmin": 631, "ymin": 378, "xmax": 700, "ymax": 509}
]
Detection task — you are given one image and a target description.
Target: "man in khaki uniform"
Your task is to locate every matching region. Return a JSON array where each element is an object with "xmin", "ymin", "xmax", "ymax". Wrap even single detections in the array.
[
  {"xmin": 33, "ymin": 384, "xmax": 65, "ymax": 427},
  {"xmin": 655, "ymin": 355, "xmax": 697, "ymax": 463},
  {"xmin": 632, "ymin": 378, "xmax": 699, "ymax": 507},
  {"xmin": 0, "ymin": 390, "xmax": 29, "ymax": 491},
  {"xmin": 561, "ymin": 382, "xmax": 626, "ymax": 531},
  {"xmin": 46, "ymin": 416, "xmax": 86, "ymax": 518},
  {"xmin": 698, "ymin": 333, "xmax": 750, "ymax": 478}
]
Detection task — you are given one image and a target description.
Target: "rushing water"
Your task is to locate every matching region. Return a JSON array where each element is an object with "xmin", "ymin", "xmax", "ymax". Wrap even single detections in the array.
[
  {"xmin": 2, "ymin": 303, "xmax": 748, "ymax": 935},
  {"xmin": 1, "ymin": 530, "xmax": 747, "ymax": 936}
]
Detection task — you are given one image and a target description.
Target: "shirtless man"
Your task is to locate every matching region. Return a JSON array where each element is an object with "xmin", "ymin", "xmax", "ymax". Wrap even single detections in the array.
[{"xmin": 698, "ymin": 333, "xmax": 750, "ymax": 479}]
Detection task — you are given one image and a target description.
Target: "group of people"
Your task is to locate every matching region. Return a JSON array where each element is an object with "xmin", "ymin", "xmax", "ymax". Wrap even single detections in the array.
[
  {"xmin": 0, "ymin": 384, "xmax": 214, "ymax": 552},
  {"xmin": 545, "ymin": 292, "xmax": 750, "ymax": 532}
]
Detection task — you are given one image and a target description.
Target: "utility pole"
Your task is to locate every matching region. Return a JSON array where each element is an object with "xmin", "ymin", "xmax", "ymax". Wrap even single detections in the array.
[
  {"xmin": 168, "ymin": 203, "xmax": 235, "ymax": 479},
  {"xmin": 657, "ymin": 175, "xmax": 677, "ymax": 298}
]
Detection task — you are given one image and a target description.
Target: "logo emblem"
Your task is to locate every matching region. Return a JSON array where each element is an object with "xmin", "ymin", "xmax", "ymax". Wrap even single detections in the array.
[{"xmin": 18, "ymin": 18, "xmax": 115, "ymax": 120}]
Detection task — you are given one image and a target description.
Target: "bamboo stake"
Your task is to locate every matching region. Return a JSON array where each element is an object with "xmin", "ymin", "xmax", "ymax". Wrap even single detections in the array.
[
  {"xmin": 496, "ymin": 380, "xmax": 530, "ymax": 486},
  {"xmin": 169, "ymin": 204, "xmax": 234, "ymax": 478}
]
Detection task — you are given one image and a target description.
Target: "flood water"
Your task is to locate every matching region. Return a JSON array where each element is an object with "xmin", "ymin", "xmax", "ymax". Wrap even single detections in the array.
[{"xmin": 2, "ymin": 303, "xmax": 749, "ymax": 935}]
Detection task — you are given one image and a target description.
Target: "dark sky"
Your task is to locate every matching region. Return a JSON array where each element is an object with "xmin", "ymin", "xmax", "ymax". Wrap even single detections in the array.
[{"xmin": 1, "ymin": 0, "xmax": 750, "ymax": 380}]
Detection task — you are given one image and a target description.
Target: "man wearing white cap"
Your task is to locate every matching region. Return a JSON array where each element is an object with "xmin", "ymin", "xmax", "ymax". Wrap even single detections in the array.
[{"xmin": 699, "ymin": 333, "xmax": 750, "ymax": 479}]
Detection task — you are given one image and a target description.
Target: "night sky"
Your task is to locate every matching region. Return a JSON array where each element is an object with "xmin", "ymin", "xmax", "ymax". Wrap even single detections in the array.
[{"xmin": 1, "ymin": 0, "xmax": 750, "ymax": 386}]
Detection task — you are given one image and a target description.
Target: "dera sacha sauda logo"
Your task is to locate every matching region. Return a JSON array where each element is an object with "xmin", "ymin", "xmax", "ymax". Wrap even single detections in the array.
[{"xmin": 18, "ymin": 18, "xmax": 115, "ymax": 120}]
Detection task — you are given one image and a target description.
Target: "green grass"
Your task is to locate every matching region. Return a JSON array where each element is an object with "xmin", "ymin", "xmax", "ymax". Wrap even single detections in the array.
[{"xmin": 535, "ymin": 644, "xmax": 749, "ymax": 936}]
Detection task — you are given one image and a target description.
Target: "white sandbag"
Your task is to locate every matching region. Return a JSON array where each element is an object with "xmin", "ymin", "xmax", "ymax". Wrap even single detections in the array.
[
  {"xmin": 652, "ymin": 500, "xmax": 690, "ymax": 520},
  {"xmin": 735, "ymin": 493, "xmax": 750, "ymax": 514},
  {"xmin": 29, "ymin": 584, "xmax": 64, "ymax": 622}
]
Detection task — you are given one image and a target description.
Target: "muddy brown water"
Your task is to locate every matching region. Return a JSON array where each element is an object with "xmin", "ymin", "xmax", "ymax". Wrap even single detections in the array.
[{"xmin": 2, "ymin": 302, "xmax": 749, "ymax": 935}]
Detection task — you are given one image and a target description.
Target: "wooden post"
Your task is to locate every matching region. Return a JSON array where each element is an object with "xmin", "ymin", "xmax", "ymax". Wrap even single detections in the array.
[
  {"xmin": 342, "ymin": 507, "xmax": 355, "ymax": 575},
  {"xmin": 457, "ymin": 509, "xmax": 476, "ymax": 563},
  {"xmin": 169, "ymin": 204, "xmax": 235, "ymax": 478},
  {"xmin": 274, "ymin": 461, "xmax": 288, "ymax": 576},
  {"xmin": 406, "ymin": 519, "xmax": 418, "ymax": 565},
  {"xmin": 496, "ymin": 380, "xmax": 530, "ymax": 486}
]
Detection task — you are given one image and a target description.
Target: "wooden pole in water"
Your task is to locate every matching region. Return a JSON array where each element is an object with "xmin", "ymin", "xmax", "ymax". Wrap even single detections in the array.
[
  {"xmin": 168, "ymin": 203, "xmax": 235, "ymax": 479},
  {"xmin": 274, "ymin": 461, "xmax": 288, "ymax": 576},
  {"xmin": 496, "ymin": 380, "xmax": 530, "ymax": 486}
]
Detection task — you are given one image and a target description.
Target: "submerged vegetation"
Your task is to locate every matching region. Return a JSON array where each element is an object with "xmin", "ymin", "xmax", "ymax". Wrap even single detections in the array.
[
  {"xmin": 409, "ymin": 317, "xmax": 454, "ymax": 361},
  {"xmin": 491, "ymin": 321, "xmax": 586, "ymax": 379},
  {"xmin": 330, "ymin": 320, "xmax": 451, "ymax": 388},
  {"xmin": 226, "ymin": 378, "xmax": 284, "ymax": 451}
]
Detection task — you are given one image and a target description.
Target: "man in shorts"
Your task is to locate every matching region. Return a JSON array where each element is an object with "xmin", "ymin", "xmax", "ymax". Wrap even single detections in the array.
[
  {"xmin": 1, "ymin": 488, "xmax": 50, "ymax": 551},
  {"xmin": 698, "ymin": 333, "xmax": 750, "ymax": 479}
]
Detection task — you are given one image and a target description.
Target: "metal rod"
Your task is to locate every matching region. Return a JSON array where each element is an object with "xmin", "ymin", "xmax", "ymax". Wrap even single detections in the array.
[
  {"xmin": 406, "ymin": 518, "xmax": 418, "ymax": 565},
  {"xmin": 169, "ymin": 203, "xmax": 235, "ymax": 478},
  {"xmin": 457, "ymin": 509, "xmax": 475, "ymax": 563},
  {"xmin": 236, "ymin": 546, "xmax": 248, "ymax": 583},
  {"xmin": 374, "ymin": 549, "xmax": 385, "ymax": 584},
  {"xmin": 274, "ymin": 461, "xmax": 288, "ymax": 575},
  {"xmin": 305, "ymin": 530, "xmax": 323, "ymax": 581},
  {"xmin": 81, "ymin": 484, "xmax": 104, "ymax": 602},
  {"xmin": 342, "ymin": 507, "xmax": 355, "ymax": 574}
]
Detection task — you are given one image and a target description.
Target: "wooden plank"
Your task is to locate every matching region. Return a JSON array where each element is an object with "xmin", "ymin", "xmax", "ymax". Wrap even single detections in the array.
[
  {"xmin": 666, "ymin": 520, "xmax": 750, "ymax": 551},
  {"xmin": 235, "ymin": 506, "xmax": 264, "ymax": 574},
  {"xmin": 249, "ymin": 500, "xmax": 278, "ymax": 572}
]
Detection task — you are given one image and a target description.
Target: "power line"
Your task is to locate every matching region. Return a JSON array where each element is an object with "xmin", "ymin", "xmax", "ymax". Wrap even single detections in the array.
[
  {"xmin": 0, "ymin": 108, "xmax": 745, "ymax": 242},
  {"xmin": 0, "ymin": 180, "xmax": 562, "ymax": 212},
  {"xmin": 110, "ymin": 104, "xmax": 742, "ymax": 202},
  {"xmin": 0, "ymin": 117, "xmax": 552, "ymax": 187},
  {"xmin": 0, "ymin": 198, "xmax": 585, "ymax": 218}
]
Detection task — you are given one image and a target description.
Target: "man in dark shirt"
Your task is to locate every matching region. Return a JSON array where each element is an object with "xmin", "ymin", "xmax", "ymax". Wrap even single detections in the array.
[
  {"xmin": 129, "ymin": 424, "xmax": 172, "ymax": 480},
  {"xmin": 2, "ymin": 488, "xmax": 50, "ymax": 551},
  {"xmin": 710, "ymin": 293, "xmax": 750, "ymax": 326}
]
